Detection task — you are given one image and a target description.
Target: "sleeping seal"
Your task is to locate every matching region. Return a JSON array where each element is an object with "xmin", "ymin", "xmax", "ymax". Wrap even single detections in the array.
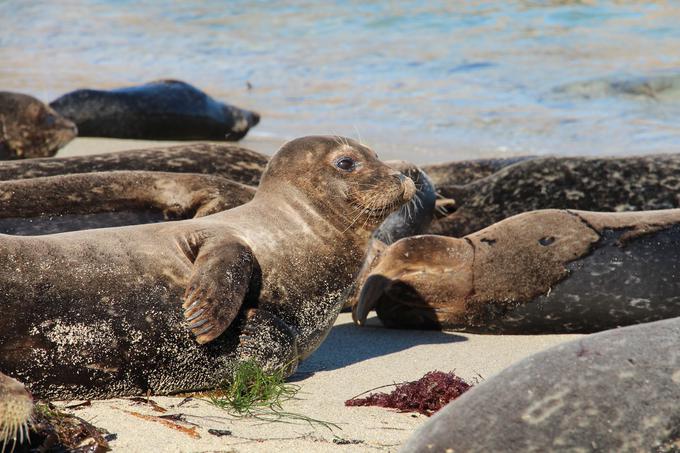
[
  {"xmin": 50, "ymin": 80, "xmax": 260, "ymax": 141},
  {"xmin": 0, "ymin": 136, "xmax": 415, "ymax": 399},
  {"xmin": 0, "ymin": 92, "xmax": 77, "ymax": 160},
  {"xmin": 354, "ymin": 209, "xmax": 680, "ymax": 333}
]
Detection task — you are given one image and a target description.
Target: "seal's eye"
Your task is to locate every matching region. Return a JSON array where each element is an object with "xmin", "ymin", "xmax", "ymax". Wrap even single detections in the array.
[{"xmin": 335, "ymin": 157, "xmax": 356, "ymax": 172}]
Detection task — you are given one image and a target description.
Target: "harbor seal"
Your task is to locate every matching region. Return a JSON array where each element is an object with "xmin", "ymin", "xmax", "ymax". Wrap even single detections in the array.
[
  {"xmin": 400, "ymin": 317, "xmax": 680, "ymax": 452},
  {"xmin": 0, "ymin": 171, "xmax": 256, "ymax": 235},
  {"xmin": 429, "ymin": 153, "xmax": 680, "ymax": 237},
  {"xmin": 354, "ymin": 209, "xmax": 680, "ymax": 333},
  {"xmin": 0, "ymin": 92, "xmax": 77, "ymax": 160},
  {"xmin": 0, "ymin": 136, "xmax": 415, "ymax": 399},
  {"xmin": 50, "ymin": 80, "xmax": 260, "ymax": 140},
  {"xmin": 420, "ymin": 155, "xmax": 534, "ymax": 188},
  {"xmin": 0, "ymin": 142, "xmax": 268, "ymax": 185}
]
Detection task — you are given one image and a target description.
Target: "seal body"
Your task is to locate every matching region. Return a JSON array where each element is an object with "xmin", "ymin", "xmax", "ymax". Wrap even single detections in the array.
[
  {"xmin": 50, "ymin": 80, "xmax": 260, "ymax": 140},
  {"xmin": 430, "ymin": 154, "xmax": 680, "ymax": 237},
  {"xmin": 0, "ymin": 92, "xmax": 77, "ymax": 159},
  {"xmin": 354, "ymin": 209, "xmax": 680, "ymax": 333},
  {"xmin": 421, "ymin": 155, "xmax": 533, "ymax": 187},
  {"xmin": 400, "ymin": 317, "xmax": 680, "ymax": 453},
  {"xmin": 0, "ymin": 171, "xmax": 256, "ymax": 235},
  {"xmin": 0, "ymin": 136, "xmax": 414, "ymax": 399},
  {"xmin": 0, "ymin": 143, "xmax": 269, "ymax": 184}
]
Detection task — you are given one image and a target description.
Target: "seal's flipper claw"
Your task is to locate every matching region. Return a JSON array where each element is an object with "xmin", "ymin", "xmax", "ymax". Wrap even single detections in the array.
[
  {"xmin": 181, "ymin": 237, "xmax": 254, "ymax": 344},
  {"xmin": 353, "ymin": 274, "xmax": 392, "ymax": 326}
]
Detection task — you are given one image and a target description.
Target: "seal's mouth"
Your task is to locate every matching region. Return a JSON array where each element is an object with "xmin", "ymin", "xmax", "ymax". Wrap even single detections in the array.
[{"xmin": 348, "ymin": 174, "xmax": 416, "ymax": 221}]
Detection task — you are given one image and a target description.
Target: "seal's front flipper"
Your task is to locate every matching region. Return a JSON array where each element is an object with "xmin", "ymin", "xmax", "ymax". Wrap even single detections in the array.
[
  {"xmin": 237, "ymin": 308, "xmax": 299, "ymax": 375},
  {"xmin": 182, "ymin": 238, "xmax": 254, "ymax": 344}
]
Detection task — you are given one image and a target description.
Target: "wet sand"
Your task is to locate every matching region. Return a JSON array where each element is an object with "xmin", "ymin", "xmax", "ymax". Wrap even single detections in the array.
[{"xmin": 49, "ymin": 138, "xmax": 581, "ymax": 452}]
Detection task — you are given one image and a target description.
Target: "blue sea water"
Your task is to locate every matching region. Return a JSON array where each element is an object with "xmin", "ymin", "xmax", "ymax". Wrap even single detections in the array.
[{"xmin": 1, "ymin": 0, "xmax": 679, "ymax": 162}]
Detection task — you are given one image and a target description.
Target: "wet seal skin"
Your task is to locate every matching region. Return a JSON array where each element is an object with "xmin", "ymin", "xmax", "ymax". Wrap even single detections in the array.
[
  {"xmin": 0, "ymin": 92, "xmax": 77, "ymax": 160},
  {"xmin": 354, "ymin": 209, "xmax": 680, "ymax": 333},
  {"xmin": 429, "ymin": 153, "xmax": 680, "ymax": 237},
  {"xmin": 0, "ymin": 136, "xmax": 415, "ymax": 399},
  {"xmin": 0, "ymin": 142, "xmax": 269, "ymax": 185},
  {"xmin": 50, "ymin": 80, "xmax": 260, "ymax": 141},
  {"xmin": 400, "ymin": 317, "xmax": 680, "ymax": 453},
  {"xmin": 0, "ymin": 171, "xmax": 256, "ymax": 235}
]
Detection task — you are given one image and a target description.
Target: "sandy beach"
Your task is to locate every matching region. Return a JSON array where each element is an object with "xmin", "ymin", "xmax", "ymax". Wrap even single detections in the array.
[{"xmin": 42, "ymin": 138, "xmax": 582, "ymax": 452}]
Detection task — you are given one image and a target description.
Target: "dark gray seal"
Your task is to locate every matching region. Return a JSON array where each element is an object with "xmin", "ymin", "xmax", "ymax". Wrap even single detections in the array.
[
  {"xmin": 0, "ymin": 171, "xmax": 256, "ymax": 235},
  {"xmin": 400, "ymin": 317, "xmax": 680, "ymax": 453},
  {"xmin": 50, "ymin": 80, "xmax": 260, "ymax": 140},
  {"xmin": 0, "ymin": 136, "xmax": 415, "ymax": 399},
  {"xmin": 0, "ymin": 142, "xmax": 269, "ymax": 185},
  {"xmin": 421, "ymin": 155, "xmax": 534, "ymax": 187},
  {"xmin": 354, "ymin": 209, "xmax": 680, "ymax": 333},
  {"xmin": 429, "ymin": 153, "xmax": 680, "ymax": 237},
  {"xmin": 0, "ymin": 92, "xmax": 77, "ymax": 160}
]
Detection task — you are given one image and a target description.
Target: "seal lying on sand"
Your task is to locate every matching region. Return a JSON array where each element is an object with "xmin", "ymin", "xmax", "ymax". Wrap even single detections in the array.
[
  {"xmin": 0, "ymin": 136, "xmax": 415, "ymax": 399},
  {"xmin": 0, "ymin": 142, "xmax": 268, "ymax": 185},
  {"xmin": 400, "ymin": 317, "xmax": 680, "ymax": 453},
  {"xmin": 354, "ymin": 209, "xmax": 680, "ymax": 333},
  {"xmin": 0, "ymin": 92, "xmax": 77, "ymax": 160},
  {"xmin": 50, "ymin": 80, "xmax": 260, "ymax": 140},
  {"xmin": 429, "ymin": 154, "xmax": 680, "ymax": 237},
  {"xmin": 0, "ymin": 171, "xmax": 256, "ymax": 235}
]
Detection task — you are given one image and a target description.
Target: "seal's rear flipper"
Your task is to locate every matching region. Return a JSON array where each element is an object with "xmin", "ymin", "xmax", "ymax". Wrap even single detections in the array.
[
  {"xmin": 182, "ymin": 237, "xmax": 254, "ymax": 344},
  {"xmin": 237, "ymin": 308, "xmax": 299, "ymax": 375}
]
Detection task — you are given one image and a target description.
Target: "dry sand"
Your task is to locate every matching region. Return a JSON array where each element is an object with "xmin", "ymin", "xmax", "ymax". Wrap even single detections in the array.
[{"xmin": 47, "ymin": 138, "xmax": 582, "ymax": 452}]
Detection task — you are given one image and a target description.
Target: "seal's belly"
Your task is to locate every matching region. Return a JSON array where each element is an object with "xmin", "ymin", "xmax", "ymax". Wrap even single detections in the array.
[{"xmin": 0, "ymin": 230, "xmax": 236, "ymax": 398}]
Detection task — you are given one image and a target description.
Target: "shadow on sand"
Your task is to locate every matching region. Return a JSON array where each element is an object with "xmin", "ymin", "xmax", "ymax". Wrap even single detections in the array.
[{"xmin": 291, "ymin": 315, "xmax": 466, "ymax": 380}]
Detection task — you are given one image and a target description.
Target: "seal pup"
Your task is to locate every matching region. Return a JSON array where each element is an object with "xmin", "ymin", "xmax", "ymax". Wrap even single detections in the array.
[
  {"xmin": 0, "ymin": 171, "xmax": 256, "ymax": 235},
  {"xmin": 354, "ymin": 209, "xmax": 680, "ymax": 333},
  {"xmin": 0, "ymin": 372, "xmax": 32, "ymax": 452},
  {"xmin": 400, "ymin": 317, "xmax": 680, "ymax": 453},
  {"xmin": 0, "ymin": 92, "xmax": 77, "ymax": 160},
  {"xmin": 0, "ymin": 136, "xmax": 415, "ymax": 399},
  {"xmin": 0, "ymin": 142, "xmax": 269, "ymax": 185},
  {"xmin": 50, "ymin": 80, "xmax": 260, "ymax": 141},
  {"xmin": 429, "ymin": 153, "xmax": 680, "ymax": 237}
]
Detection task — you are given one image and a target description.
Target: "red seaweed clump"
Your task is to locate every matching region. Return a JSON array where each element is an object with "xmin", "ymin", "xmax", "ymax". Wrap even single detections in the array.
[{"xmin": 345, "ymin": 371, "xmax": 472, "ymax": 416}]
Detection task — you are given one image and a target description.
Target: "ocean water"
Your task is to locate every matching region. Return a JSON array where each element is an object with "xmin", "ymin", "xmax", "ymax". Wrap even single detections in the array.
[{"xmin": 1, "ymin": 0, "xmax": 679, "ymax": 162}]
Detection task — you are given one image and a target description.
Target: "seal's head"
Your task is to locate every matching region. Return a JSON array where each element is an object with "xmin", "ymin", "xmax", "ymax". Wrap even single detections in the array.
[
  {"xmin": 352, "ymin": 235, "xmax": 474, "ymax": 329},
  {"xmin": 257, "ymin": 136, "xmax": 416, "ymax": 232},
  {"xmin": 0, "ymin": 92, "xmax": 77, "ymax": 159},
  {"xmin": 0, "ymin": 372, "xmax": 33, "ymax": 451}
]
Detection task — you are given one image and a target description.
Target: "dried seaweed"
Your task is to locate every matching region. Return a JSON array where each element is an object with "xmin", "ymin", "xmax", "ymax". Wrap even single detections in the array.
[{"xmin": 345, "ymin": 371, "xmax": 472, "ymax": 416}]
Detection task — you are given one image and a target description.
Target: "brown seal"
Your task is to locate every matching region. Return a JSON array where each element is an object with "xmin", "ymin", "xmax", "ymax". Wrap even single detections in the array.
[
  {"xmin": 0, "ymin": 171, "xmax": 255, "ymax": 235},
  {"xmin": 0, "ymin": 142, "xmax": 268, "ymax": 184},
  {"xmin": 354, "ymin": 209, "xmax": 680, "ymax": 333},
  {"xmin": 429, "ymin": 153, "xmax": 680, "ymax": 237},
  {"xmin": 0, "ymin": 136, "xmax": 415, "ymax": 399},
  {"xmin": 0, "ymin": 92, "xmax": 77, "ymax": 160}
]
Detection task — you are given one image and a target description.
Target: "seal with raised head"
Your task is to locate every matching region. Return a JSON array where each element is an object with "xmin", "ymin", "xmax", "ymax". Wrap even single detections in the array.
[
  {"xmin": 0, "ymin": 136, "xmax": 416, "ymax": 399},
  {"xmin": 400, "ymin": 317, "xmax": 680, "ymax": 453},
  {"xmin": 429, "ymin": 153, "xmax": 680, "ymax": 237},
  {"xmin": 0, "ymin": 92, "xmax": 77, "ymax": 160},
  {"xmin": 50, "ymin": 80, "xmax": 260, "ymax": 141},
  {"xmin": 354, "ymin": 209, "xmax": 680, "ymax": 333}
]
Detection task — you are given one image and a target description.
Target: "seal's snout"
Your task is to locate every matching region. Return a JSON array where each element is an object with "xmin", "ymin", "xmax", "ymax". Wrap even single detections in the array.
[{"xmin": 0, "ymin": 373, "xmax": 33, "ymax": 448}]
